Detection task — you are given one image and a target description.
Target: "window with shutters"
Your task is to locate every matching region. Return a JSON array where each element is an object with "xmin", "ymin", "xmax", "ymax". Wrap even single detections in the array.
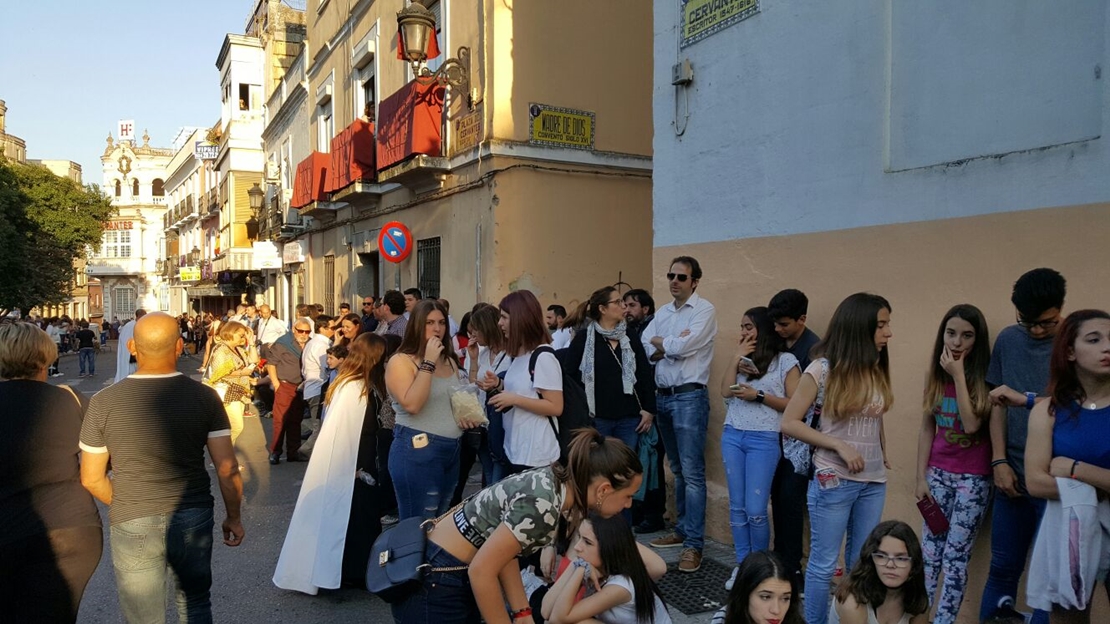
[{"xmin": 417, "ymin": 237, "xmax": 441, "ymax": 300}]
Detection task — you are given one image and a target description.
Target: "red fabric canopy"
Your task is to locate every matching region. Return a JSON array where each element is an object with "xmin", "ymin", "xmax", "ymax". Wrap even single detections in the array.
[
  {"xmin": 291, "ymin": 152, "xmax": 329, "ymax": 209},
  {"xmin": 376, "ymin": 81, "xmax": 445, "ymax": 170}
]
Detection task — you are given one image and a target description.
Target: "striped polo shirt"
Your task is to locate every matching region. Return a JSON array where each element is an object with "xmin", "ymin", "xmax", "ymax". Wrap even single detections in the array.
[{"xmin": 79, "ymin": 373, "xmax": 230, "ymax": 525}]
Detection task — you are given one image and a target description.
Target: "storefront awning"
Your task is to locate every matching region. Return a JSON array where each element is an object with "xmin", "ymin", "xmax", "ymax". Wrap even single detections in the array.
[
  {"xmin": 291, "ymin": 152, "xmax": 329, "ymax": 209},
  {"xmin": 377, "ymin": 81, "xmax": 445, "ymax": 170},
  {"xmin": 327, "ymin": 119, "xmax": 377, "ymax": 192}
]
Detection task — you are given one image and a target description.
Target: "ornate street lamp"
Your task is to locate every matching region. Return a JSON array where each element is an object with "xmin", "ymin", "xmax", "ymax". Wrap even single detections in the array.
[
  {"xmin": 397, "ymin": 1, "xmax": 471, "ymax": 104},
  {"xmin": 190, "ymin": 246, "xmax": 200, "ymax": 265},
  {"xmin": 246, "ymin": 182, "xmax": 264, "ymax": 242}
]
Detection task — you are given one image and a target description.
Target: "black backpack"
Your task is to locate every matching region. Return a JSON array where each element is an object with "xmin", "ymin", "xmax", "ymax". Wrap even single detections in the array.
[{"xmin": 528, "ymin": 345, "xmax": 593, "ymax": 465}]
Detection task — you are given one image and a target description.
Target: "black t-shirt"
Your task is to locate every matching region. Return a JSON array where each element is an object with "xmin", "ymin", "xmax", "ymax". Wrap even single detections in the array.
[
  {"xmin": 76, "ymin": 329, "xmax": 96, "ymax": 348},
  {"xmin": 789, "ymin": 327, "xmax": 821, "ymax": 371},
  {"xmin": 565, "ymin": 329, "xmax": 657, "ymax": 419},
  {"xmin": 80, "ymin": 373, "xmax": 230, "ymax": 525},
  {"xmin": 0, "ymin": 381, "xmax": 101, "ymax": 544}
]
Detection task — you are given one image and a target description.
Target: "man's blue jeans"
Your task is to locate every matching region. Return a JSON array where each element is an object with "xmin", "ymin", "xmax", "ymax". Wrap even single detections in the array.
[
  {"xmin": 110, "ymin": 506, "xmax": 215, "ymax": 624},
  {"xmin": 979, "ymin": 491, "xmax": 1049, "ymax": 624},
  {"xmin": 804, "ymin": 478, "xmax": 886, "ymax": 624},
  {"xmin": 594, "ymin": 416, "xmax": 639, "ymax": 451},
  {"xmin": 655, "ymin": 388, "xmax": 709, "ymax": 550},
  {"xmin": 721, "ymin": 427, "xmax": 780, "ymax": 565},
  {"xmin": 79, "ymin": 347, "xmax": 96, "ymax": 375}
]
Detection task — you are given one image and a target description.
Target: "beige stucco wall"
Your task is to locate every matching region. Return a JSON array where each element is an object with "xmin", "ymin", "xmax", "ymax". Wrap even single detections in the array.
[{"xmin": 652, "ymin": 202, "xmax": 1110, "ymax": 621}]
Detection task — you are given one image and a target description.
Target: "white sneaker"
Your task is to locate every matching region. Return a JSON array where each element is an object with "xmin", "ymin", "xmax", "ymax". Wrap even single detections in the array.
[{"xmin": 725, "ymin": 566, "xmax": 739, "ymax": 591}]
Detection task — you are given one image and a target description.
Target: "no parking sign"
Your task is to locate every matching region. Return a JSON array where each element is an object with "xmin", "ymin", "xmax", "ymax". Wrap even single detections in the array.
[{"xmin": 378, "ymin": 221, "xmax": 414, "ymax": 263}]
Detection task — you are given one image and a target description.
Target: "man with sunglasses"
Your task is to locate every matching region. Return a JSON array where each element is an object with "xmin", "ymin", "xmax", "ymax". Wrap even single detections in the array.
[
  {"xmin": 641, "ymin": 256, "xmax": 718, "ymax": 573},
  {"xmin": 262, "ymin": 318, "xmax": 313, "ymax": 465},
  {"xmin": 360, "ymin": 296, "xmax": 380, "ymax": 334},
  {"xmin": 979, "ymin": 267, "xmax": 1066, "ymax": 624}
]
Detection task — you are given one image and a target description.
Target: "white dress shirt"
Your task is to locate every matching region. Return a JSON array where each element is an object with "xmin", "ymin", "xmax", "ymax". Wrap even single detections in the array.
[
  {"xmin": 550, "ymin": 327, "xmax": 573, "ymax": 350},
  {"xmin": 301, "ymin": 333, "xmax": 331, "ymax": 400},
  {"xmin": 256, "ymin": 315, "xmax": 288, "ymax": 346},
  {"xmin": 641, "ymin": 292, "xmax": 718, "ymax": 387}
]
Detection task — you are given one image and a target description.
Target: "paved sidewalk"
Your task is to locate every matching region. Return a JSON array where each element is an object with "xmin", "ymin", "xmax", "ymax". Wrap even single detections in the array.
[{"xmin": 54, "ymin": 341, "xmax": 735, "ymax": 623}]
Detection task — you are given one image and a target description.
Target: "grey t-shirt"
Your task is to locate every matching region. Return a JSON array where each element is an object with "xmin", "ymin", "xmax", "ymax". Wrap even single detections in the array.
[{"xmin": 986, "ymin": 324, "xmax": 1054, "ymax": 486}]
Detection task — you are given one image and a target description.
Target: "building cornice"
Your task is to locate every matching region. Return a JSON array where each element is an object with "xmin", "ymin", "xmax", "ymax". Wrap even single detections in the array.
[{"xmin": 448, "ymin": 140, "xmax": 653, "ymax": 174}]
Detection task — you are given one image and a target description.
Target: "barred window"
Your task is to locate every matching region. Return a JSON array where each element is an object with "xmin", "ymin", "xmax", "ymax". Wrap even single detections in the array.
[
  {"xmin": 417, "ymin": 237, "xmax": 441, "ymax": 300},
  {"xmin": 324, "ymin": 254, "xmax": 335, "ymax": 315}
]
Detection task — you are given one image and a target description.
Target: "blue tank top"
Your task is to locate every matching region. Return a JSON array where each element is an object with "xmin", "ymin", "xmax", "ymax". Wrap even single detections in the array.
[{"xmin": 1053, "ymin": 403, "xmax": 1110, "ymax": 470}]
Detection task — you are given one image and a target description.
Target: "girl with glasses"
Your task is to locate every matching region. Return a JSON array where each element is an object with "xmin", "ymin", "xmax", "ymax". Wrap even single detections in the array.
[
  {"xmin": 914, "ymin": 305, "xmax": 993, "ymax": 624},
  {"xmin": 780, "ymin": 293, "xmax": 895, "ymax": 624},
  {"xmin": 832, "ymin": 520, "xmax": 929, "ymax": 624}
]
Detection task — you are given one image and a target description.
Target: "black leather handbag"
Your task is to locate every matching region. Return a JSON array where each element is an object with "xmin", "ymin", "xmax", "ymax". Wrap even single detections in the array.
[{"xmin": 366, "ymin": 517, "xmax": 429, "ymax": 603}]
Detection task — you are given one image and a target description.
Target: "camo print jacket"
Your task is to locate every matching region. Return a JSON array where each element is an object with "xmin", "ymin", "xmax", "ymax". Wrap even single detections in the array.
[{"xmin": 454, "ymin": 466, "xmax": 566, "ymax": 555}]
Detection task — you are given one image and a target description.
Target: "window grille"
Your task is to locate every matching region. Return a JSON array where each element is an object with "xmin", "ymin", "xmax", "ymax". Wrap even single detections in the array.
[
  {"xmin": 324, "ymin": 255, "xmax": 335, "ymax": 315},
  {"xmin": 417, "ymin": 237, "xmax": 441, "ymax": 300}
]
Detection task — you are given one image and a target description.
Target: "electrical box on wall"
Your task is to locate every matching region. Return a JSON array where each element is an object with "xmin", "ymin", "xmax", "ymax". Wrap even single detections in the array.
[{"xmin": 671, "ymin": 59, "xmax": 694, "ymax": 86}]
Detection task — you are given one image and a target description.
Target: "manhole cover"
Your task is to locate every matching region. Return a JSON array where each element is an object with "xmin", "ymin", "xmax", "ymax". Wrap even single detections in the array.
[{"xmin": 656, "ymin": 556, "xmax": 732, "ymax": 615}]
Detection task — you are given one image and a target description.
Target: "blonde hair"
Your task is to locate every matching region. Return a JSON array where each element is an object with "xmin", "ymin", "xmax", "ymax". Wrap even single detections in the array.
[
  {"xmin": 218, "ymin": 320, "xmax": 251, "ymax": 343},
  {"xmin": 816, "ymin": 293, "xmax": 895, "ymax": 419},
  {"xmin": 0, "ymin": 323, "xmax": 58, "ymax": 379}
]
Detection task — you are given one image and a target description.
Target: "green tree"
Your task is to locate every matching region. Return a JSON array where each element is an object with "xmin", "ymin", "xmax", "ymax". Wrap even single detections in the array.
[{"xmin": 0, "ymin": 160, "xmax": 116, "ymax": 316}]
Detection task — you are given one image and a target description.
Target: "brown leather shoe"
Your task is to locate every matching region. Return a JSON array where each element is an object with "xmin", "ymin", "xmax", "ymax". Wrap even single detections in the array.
[
  {"xmin": 649, "ymin": 533, "xmax": 684, "ymax": 549},
  {"xmin": 678, "ymin": 548, "xmax": 702, "ymax": 573}
]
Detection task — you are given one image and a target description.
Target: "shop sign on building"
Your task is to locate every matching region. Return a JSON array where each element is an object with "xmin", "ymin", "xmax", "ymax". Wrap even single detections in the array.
[
  {"xmin": 283, "ymin": 240, "xmax": 306, "ymax": 265},
  {"xmin": 452, "ymin": 107, "xmax": 483, "ymax": 156},
  {"xmin": 680, "ymin": 0, "xmax": 759, "ymax": 48},
  {"xmin": 528, "ymin": 103, "xmax": 595, "ymax": 150},
  {"xmin": 194, "ymin": 141, "xmax": 219, "ymax": 160},
  {"xmin": 179, "ymin": 266, "xmax": 201, "ymax": 281},
  {"xmin": 105, "ymin": 221, "xmax": 134, "ymax": 230},
  {"xmin": 253, "ymin": 241, "xmax": 282, "ymax": 269},
  {"xmin": 118, "ymin": 119, "xmax": 135, "ymax": 141}
]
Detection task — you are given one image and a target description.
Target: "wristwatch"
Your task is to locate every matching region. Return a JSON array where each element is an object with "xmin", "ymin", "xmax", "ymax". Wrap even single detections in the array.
[{"xmin": 755, "ymin": 390, "xmax": 766, "ymax": 404}]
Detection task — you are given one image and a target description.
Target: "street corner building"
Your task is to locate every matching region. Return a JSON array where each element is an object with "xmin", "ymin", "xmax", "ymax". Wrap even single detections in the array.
[{"xmin": 652, "ymin": 1, "xmax": 1110, "ymax": 621}]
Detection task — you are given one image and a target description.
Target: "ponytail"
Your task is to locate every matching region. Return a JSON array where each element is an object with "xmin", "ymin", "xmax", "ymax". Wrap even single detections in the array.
[{"xmin": 555, "ymin": 428, "xmax": 642, "ymax": 526}]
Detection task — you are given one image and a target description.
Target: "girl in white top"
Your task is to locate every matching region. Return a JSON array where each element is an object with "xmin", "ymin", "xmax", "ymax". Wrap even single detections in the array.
[
  {"xmin": 466, "ymin": 303, "xmax": 513, "ymax": 484},
  {"xmin": 832, "ymin": 521, "xmax": 929, "ymax": 624},
  {"xmin": 543, "ymin": 514, "xmax": 671, "ymax": 624},
  {"xmin": 718, "ymin": 306, "xmax": 800, "ymax": 590},
  {"xmin": 485, "ymin": 290, "xmax": 564, "ymax": 471}
]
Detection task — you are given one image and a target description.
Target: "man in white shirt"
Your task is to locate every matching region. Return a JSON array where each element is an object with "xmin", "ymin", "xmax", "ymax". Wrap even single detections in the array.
[
  {"xmin": 299, "ymin": 315, "xmax": 336, "ymax": 455},
  {"xmin": 114, "ymin": 310, "xmax": 148, "ymax": 383},
  {"xmin": 546, "ymin": 304, "xmax": 573, "ymax": 349},
  {"xmin": 641, "ymin": 256, "xmax": 717, "ymax": 573},
  {"xmin": 255, "ymin": 304, "xmax": 288, "ymax": 347},
  {"xmin": 45, "ymin": 319, "xmax": 63, "ymax": 377}
]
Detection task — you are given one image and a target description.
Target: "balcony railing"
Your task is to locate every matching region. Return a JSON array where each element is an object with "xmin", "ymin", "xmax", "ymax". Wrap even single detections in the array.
[{"xmin": 152, "ymin": 196, "xmax": 166, "ymax": 205}]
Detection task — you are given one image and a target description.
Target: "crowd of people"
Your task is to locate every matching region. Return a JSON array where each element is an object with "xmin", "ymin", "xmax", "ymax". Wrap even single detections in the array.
[{"xmin": 1, "ymin": 258, "xmax": 1108, "ymax": 624}]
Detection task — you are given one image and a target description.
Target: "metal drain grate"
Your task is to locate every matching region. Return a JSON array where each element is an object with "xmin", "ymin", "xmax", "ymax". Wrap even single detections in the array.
[{"xmin": 656, "ymin": 556, "xmax": 732, "ymax": 615}]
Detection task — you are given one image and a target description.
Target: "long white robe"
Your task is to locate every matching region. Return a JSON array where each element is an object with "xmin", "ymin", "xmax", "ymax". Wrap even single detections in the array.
[
  {"xmin": 113, "ymin": 320, "xmax": 137, "ymax": 383},
  {"xmin": 272, "ymin": 379, "xmax": 368, "ymax": 594}
]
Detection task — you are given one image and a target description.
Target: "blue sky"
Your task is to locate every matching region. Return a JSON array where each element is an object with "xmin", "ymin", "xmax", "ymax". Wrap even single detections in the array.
[{"xmin": 0, "ymin": 1, "xmax": 253, "ymax": 186}]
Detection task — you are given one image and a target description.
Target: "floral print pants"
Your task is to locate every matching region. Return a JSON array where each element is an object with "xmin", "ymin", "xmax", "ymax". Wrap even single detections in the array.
[{"xmin": 922, "ymin": 466, "xmax": 992, "ymax": 624}]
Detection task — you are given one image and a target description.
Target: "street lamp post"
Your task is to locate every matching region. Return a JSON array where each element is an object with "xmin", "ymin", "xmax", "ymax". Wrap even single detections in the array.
[
  {"xmin": 397, "ymin": 1, "xmax": 472, "ymax": 105},
  {"xmin": 246, "ymin": 182, "xmax": 264, "ymax": 242}
]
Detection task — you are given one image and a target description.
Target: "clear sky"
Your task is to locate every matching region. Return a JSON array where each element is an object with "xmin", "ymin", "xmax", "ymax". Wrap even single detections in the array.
[{"xmin": 1, "ymin": 1, "xmax": 254, "ymax": 186}]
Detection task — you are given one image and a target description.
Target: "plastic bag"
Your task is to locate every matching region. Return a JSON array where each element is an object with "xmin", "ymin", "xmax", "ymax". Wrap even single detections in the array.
[{"xmin": 450, "ymin": 382, "xmax": 489, "ymax": 427}]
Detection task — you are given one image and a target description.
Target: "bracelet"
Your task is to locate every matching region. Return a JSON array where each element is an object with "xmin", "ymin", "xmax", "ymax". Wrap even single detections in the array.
[
  {"xmin": 418, "ymin": 360, "xmax": 437, "ymax": 373},
  {"xmin": 1025, "ymin": 392, "xmax": 1037, "ymax": 410},
  {"xmin": 511, "ymin": 607, "xmax": 533, "ymax": 620},
  {"xmin": 991, "ymin": 459, "xmax": 1009, "ymax": 468},
  {"xmin": 1071, "ymin": 460, "xmax": 1081, "ymax": 479}
]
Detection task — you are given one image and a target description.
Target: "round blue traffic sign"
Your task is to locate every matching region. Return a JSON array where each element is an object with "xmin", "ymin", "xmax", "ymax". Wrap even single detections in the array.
[{"xmin": 378, "ymin": 221, "xmax": 413, "ymax": 263}]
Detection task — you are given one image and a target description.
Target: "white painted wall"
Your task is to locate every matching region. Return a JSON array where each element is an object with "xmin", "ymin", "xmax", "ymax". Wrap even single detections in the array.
[{"xmin": 652, "ymin": 0, "xmax": 1110, "ymax": 247}]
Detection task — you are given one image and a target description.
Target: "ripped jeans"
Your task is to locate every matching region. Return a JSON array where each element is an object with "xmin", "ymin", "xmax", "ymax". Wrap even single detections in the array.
[
  {"xmin": 389, "ymin": 424, "xmax": 462, "ymax": 521},
  {"xmin": 721, "ymin": 426, "xmax": 780, "ymax": 566}
]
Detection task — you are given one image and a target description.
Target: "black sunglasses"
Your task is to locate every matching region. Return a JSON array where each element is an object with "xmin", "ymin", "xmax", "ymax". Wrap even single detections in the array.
[{"xmin": 666, "ymin": 273, "xmax": 690, "ymax": 282}]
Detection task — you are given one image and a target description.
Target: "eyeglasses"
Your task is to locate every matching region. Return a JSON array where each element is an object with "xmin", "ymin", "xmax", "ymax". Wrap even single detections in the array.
[
  {"xmin": 1016, "ymin": 315, "xmax": 1060, "ymax": 331},
  {"xmin": 666, "ymin": 273, "xmax": 690, "ymax": 282},
  {"xmin": 362, "ymin": 302, "xmax": 373, "ymax": 306},
  {"xmin": 871, "ymin": 552, "xmax": 913, "ymax": 568},
  {"xmin": 293, "ymin": 328, "xmax": 312, "ymax": 335},
  {"xmin": 606, "ymin": 299, "xmax": 625, "ymax": 307}
]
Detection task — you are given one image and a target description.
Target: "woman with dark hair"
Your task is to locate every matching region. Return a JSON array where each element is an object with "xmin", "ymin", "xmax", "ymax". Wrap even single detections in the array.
[
  {"xmin": 386, "ymin": 299, "xmax": 481, "ymax": 520},
  {"xmin": 832, "ymin": 520, "xmax": 929, "ymax": 624},
  {"xmin": 710, "ymin": 550, "xmax": 803, "ymax": 624},
  {"xmin": 913, "ymin": 304, "xmax": 993, "ymax": 624},
  {"xmin": 487, "ymin": 290, "xmax": 565, "ymax": 474},
  {"xmin": 563, "ymin": 286, "xmax": 656, "ymax": 451},
  {"xmin": 718, "ymin": 306, "xmax": 800, "ymax": 589},
  {"xmin": 274, "ymin": 333, "xmax": 387, "ymax": 594},
  {"xmin": 337, "ymin": 312, "xmax": 362, "ymax": 346},
  {"xmin": 1024, "ymin": 309, "xmax": 1110, "ymax": 621},
  {"xmin": 467, "ymin": 303, "xmax": 513, "ymax": 484},
  {"xmin": 780, "ymin": 293, "xmax": 895, "ymax": 624},
  {"xmin": 0, "ymin": 322, "xmax": 103, "ymax": 623},
  {"xmin": 376, "ymin": 333, "xmax": 403, "ymax": 525},
  {"xmin": 542, "ymin": 514, "xmax": 671, "ymax": 623},
  {"xmin": 391, "ymin": 429, "xmax": 643, "ymax": 624}
]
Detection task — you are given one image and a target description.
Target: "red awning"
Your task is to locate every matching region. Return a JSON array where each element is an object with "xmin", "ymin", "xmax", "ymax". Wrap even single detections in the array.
[
  {"xmin": 326, "ymin": 119, "xmax": 377, "ymax": 192},
  {"xmin": 376, "ymin": 81, "xmax": 445, "ymax": 170},
  {"xmin": 291, "ymin": 152, "xmax": 329, "ymax": 209}
]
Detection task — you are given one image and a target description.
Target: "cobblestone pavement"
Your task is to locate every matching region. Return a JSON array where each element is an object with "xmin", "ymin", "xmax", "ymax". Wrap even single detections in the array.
[{"xmin": 55, "ymin": 343, "xmax": 731, "ymax": 623}]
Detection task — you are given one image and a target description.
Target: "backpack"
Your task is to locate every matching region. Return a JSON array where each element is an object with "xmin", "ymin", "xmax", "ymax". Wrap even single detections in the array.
[
  {"xmin": 782, "ymin": 358, "xmax": 829, "ymax": 478},
  {"xmin": 528, "ymin": 345, "xmax": 593, "ymax": 465}
]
